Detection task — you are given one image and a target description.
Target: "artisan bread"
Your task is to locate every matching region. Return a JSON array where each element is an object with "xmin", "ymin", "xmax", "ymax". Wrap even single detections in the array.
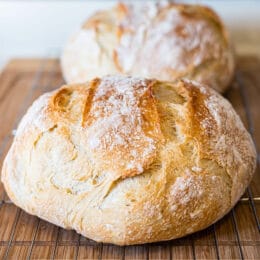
[
  {"xmin": 2, "ymin": 76, "xmax": 255, "ymax": 245},
  {"xmin": 61, "ymin": 2, "xmax": 235, "ymax": 93}
]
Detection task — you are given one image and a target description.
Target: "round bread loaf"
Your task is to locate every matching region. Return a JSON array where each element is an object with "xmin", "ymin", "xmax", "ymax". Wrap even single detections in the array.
[
  {"xmin": 2, "ymin": 76, "xmax": 255, "ymax": 245},
  {"xmin": 61, "ymin": 2, "xmax": 235, "ymax": 93}
]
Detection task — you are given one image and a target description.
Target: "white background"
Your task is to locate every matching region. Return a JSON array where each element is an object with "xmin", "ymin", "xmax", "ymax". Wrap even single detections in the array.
[{"xmin": 1, "ymin": 0, "xmax": 260, "ymax": 69}]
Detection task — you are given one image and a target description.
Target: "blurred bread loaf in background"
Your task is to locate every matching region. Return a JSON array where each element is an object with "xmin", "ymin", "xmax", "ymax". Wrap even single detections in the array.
[{"xmin": 61, "ymin": 2, "xmax": 235, "ymax": 93}]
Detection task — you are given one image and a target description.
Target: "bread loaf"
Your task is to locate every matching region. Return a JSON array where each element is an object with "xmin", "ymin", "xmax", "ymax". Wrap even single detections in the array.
[
  {"xmin": 2, "ymin": 76, "xmax": 255, "ymax": 245},
  {"xmin": 61, "ymin": 2, "xmax": 235, "ymax": 93}
]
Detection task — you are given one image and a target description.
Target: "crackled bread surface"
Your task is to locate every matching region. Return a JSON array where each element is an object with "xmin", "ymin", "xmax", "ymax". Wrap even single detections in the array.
[
  {"xmin": 2, "ymin": 76, "xmax": 256, "ymax": 245},
  {"xmin": 61, "ymin": 2, "xmax": 235, "ymax": 93}
]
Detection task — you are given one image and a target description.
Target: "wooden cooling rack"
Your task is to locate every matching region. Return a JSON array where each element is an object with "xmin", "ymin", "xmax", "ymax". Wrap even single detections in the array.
[{"xmin": 0, "ymin": 57, "xmax": 259, "ymax": 259}]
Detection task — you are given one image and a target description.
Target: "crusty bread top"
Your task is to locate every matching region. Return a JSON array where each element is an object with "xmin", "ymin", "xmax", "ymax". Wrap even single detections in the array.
[
  {"xmin": 9, "ymin": 76, "xmax": 255, "ymax": 202},
  {"xmin": 62, "ymin": 2, "xmax": 234, "ymax": 92},
  {"xmin": 52, "ymin": 77, "xmax": 164, "ymax": 179}
]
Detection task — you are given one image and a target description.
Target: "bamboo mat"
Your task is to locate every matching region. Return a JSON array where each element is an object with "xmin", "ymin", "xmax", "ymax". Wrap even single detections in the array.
[{"xmin": 0, "ymin": 57, "xmax": 259, "ymax": 259}]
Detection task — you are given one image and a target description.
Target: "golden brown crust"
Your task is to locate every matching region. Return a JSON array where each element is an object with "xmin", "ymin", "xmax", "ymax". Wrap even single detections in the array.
[
  {"xmin": 1, "ymin": 76, "xmax": 255, "ymax": 245},
  {"xmin": 61, "ymin": 2, "xmax": 235, "ymax": 93}
]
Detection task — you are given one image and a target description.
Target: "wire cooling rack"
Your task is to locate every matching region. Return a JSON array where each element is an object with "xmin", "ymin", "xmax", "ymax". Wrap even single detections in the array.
[{"xmin": 0, "ymin": 56, "xmax": 259, "ymax": 259}]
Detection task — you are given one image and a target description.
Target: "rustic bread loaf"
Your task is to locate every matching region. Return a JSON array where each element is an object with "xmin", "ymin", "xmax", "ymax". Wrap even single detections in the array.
[
  {"xmin": 61, "ymin": 2, "xmax": 235, "ymax": 93},
  {"xmin": 2, "ymin": 76, "xmax": 255, "ymax": 245}
]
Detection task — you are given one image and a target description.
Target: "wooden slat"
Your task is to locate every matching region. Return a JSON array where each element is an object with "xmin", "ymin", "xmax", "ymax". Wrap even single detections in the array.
[
  {"xmin": 0, "ymin": 185, "xmax": 4, "ymax": 202},
  {"xmin": 101, "ymin": 245, "xmax": 124, "ymax": 260},
  {"xmin": 192, "ymin": 227, "xmax": 218, "ymax": 259},
  {"xmin": 0, "ymin": 246, "xmax": 7, "ymax": 259},
  {"xmin": 242, "ymin": 245, "xmax": 260, "ymax": 259},
  {"xmin": 77, "ymin": 245, "xmax": 102, "ymax": 259},
  {"xmin": 215, "ymin": 213, "xmax": 238, "ymax": 243},
  {"xmin": 218, "ymin": 245, "xmax": 241, "ymax": 259},
  {"xmin": 0, "ymin": 68, "xmax": 42, "ymax": 141},
  {"xmin": 0, "ymin": 71, "xmax": 21, "ymax": 111},
  {"xmin": 53, "ymin": 246, "xmax": 77, "ymax": 259},
  {"xmin": 171, "ymin": 246, "xmax": 193, "ymax": 259},
  {"xmin": 235, "ymin": 203, "xmax": 260, "ymax": 242},
  {"xmin": 194, "ymin": 245, "xmax": 218, "ymax": 259},
  {"xmin": 7, "ymin": 245, "xmax": 30, "ymax": 259},
  {"xmin": 124, "ymin": 245, "xmax": 147, "ymax": 259},
  {"xmin": 256, "ymin": 203, "xmax": 260, "ymax": 232},
  {"xmin": 0, "ymin": 204, "xmax": 18, "ymax": 241},
  {"xmin": 148, "ymin": 244, "xmax": 171, "ymax": 259},
  {"xmin": 12, "ymin": 211, "xmax": 38, "ymax": 242},
  {"xmin": 78, "ymin": 237, "xmax": 103, "ymax": 260},
  {"xmin": 30, "ymin": 245, "xmax": 54, "ymax": 259},
  {"xmin": 193, "ymin": 226, "xmax": 217, "ymax": 246},
  {"xmin": 34, "ymin": 220, "xmax": 59, "ymax": 242}
]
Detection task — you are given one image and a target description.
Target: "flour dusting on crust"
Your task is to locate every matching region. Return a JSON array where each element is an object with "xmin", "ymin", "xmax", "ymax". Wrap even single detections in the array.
[
  {"xmin": 85, "ymin": 75, "xmax": 163, "ymax": 178},
  {"xmin": 117, "ymin": 3, "xmax": 223, "ymax": 79}
]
